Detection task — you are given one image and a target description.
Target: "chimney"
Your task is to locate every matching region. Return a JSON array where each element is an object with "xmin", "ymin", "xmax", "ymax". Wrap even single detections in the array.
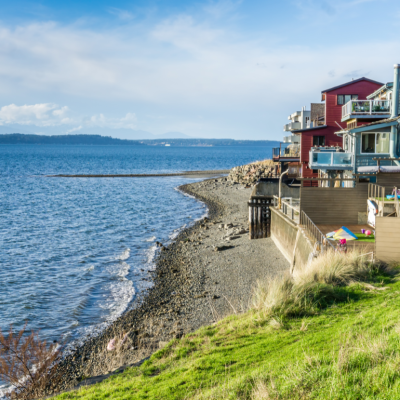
[
  {"xmin": 389, "ymin": 64, "xmax": 400, "ymax": 162},
  {"xmin": 391, "ymin": 64, "xmax": 400, "ymax": 118}
]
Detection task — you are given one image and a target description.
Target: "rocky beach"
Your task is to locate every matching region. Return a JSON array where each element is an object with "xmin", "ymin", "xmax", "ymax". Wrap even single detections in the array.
[{"xmin": 52, "ymin": 174, "xmax": 289, "ymax": 394}]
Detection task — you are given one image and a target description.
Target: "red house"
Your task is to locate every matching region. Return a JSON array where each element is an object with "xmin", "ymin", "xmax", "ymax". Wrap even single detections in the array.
[{"xmin": 293, "ymin": 77, "xmax": 383, "ymax": 183}]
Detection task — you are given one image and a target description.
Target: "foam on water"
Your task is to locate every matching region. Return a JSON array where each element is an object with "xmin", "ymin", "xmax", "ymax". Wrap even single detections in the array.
[{"xmin": 116, "ymin": 248, "xmax": 131, "ymax": 261}]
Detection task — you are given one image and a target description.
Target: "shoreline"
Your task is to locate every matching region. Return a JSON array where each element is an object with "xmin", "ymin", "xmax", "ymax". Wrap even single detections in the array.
[
  {"xmin": 46, "ymin": 170, "xmax": 230, "ymax": 178},
  {"xmin": 52, "ymin": 176, "xmax": 289, "ymax": 394}
]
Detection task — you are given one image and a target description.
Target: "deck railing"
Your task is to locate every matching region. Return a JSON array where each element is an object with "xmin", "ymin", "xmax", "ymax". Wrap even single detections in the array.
[
  {"xmin": 300, "ymin": 211, "xmax": 335, "ymax": 252},
  {"xmin": 272, "ymin": 143, "xmax": 300, "ymax": 160},
  {"xmin": 342, "ymin": 100, "xmax": 390, "ymax": 119},
  {"xmin": 368, "ymin": 183, "xmax": 385, "ymax": 201}
]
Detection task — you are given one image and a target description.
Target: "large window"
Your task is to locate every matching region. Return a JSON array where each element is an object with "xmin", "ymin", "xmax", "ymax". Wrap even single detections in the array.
[
  {"xmin": 337, "ymin": 94, "xmax": 358, "ymax": 105},
  {"xmin": 313, "ymin": 136, "xmax": 325, "ymax": 146},
  {"xmin": 361, "ymin": 133, "xmax": 389, "ymax": 154}
]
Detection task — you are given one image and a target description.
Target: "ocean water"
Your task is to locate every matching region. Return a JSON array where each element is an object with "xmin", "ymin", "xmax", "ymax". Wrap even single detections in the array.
[{"xmin": 0, "ymin": 144, "xmax": 272, "ymax": 347}]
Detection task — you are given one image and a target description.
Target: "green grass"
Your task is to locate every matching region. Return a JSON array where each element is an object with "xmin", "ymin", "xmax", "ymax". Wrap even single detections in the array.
[
  {"xmin": 354, "ymin": 233, "xmax": 375, "ymax": 242},
  {"xmin": 53, "ymin": 263, "xmax": 400, "ymax": 400}
]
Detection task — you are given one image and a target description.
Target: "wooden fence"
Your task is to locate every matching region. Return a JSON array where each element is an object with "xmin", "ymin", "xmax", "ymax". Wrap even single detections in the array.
[
  {"xmin": 300, "ymin": 180, "xmax": 368, "ymax": 225},
  {"xmin": 248, "ymin": 196, "xmax": 272, "ymax": 239}
]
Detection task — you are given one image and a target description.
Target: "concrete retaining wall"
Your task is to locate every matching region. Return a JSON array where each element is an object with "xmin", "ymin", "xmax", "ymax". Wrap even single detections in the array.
[{"xmin": 270, "ymin": 208, "xmax": 313, "ymax": 270}]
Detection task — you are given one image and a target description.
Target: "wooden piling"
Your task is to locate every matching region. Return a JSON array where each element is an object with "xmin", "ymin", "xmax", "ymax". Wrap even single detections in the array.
[{"xmin": 248, "ymin": 196, "xmax": 272, "ymax": 239}]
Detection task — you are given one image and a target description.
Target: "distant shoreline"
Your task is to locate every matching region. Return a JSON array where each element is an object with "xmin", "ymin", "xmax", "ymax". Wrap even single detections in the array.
[{"xmin": 0, "ymin": 133, "xmax": 280, "ymax": 147}]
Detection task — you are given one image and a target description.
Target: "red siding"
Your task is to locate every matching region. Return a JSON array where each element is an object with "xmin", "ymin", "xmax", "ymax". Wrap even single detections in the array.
[
  {"xmin": 325, "ymin": 80, "xmax": 382, "ymax": 130},
  {"xmin": 299, "ymin": 79, "xmax": 382, "ymax": 178}
]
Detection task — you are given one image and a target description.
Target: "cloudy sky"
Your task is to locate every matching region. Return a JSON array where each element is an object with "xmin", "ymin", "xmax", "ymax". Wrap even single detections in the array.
[{"xmin": 1, "ymin": 0, "xmax": 399, "ymax": 139}]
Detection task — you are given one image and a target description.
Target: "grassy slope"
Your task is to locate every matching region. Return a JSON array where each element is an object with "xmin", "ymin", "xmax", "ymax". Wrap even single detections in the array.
[{"xmin": 54, "ymin": 269, "xmax": 400, "ymax": 400}]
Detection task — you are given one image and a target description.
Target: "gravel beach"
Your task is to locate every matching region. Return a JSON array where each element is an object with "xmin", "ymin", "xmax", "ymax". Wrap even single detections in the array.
[{"xmin": 53, "ymin": 177, "xmax": 289, "ymax": 393}]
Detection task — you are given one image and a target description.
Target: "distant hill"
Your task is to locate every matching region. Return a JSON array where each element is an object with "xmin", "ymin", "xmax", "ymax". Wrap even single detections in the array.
[
  {"xmin": 0, "ymin": 134, "xmax": 144, "ymax": 145},
  {"xmin": 0, "ymin": 133, "xmax": 281, "ymax": 147}
]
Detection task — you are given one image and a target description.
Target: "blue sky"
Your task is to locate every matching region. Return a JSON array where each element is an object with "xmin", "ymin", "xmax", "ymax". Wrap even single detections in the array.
[{"xmin": 0, "ymin": 0, "xmax": 399, "ymax": 139}]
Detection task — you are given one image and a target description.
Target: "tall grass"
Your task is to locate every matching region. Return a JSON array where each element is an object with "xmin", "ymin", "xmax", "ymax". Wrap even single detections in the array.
[
  {"xmin": 252, "ymin": 250, "xmax": 391, "ymax": 319},
  {"xmin": 251, "ymin": 331, "xmax": 400, "ymax": 400}
]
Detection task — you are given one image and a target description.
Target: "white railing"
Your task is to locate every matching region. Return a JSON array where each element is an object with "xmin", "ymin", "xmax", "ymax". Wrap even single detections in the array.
[
  {"xmin": 309, "ymin": 151, "xmax": 354, "ymax": 170},
  {"xmin": 342, "ymin": 100, "xmax": 391, "ymax": 119},
  {"xmin": 283, "ymin": 135, "xmax": 300, "ymax": 144},
  {"xmin": 273, "ymin": 196, "xmax": 300, "ymax": 223},
  {"xmin": 283, "ymin": 121, "xmax": 301, "ymax": 132}
]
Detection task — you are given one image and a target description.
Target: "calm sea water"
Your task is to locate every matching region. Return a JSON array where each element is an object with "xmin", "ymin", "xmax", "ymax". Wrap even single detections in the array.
[{"xmin": 0, "ymin": 144, "xmax": 272, "ymax": 347}]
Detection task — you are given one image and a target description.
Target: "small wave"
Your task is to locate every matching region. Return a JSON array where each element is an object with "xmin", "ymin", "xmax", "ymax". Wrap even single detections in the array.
[
  {"xmin": 144, "ymin": 236, "xmax": 156, "ymax": 242},
  {"xmin": 145, "ymin": 244, "xmax": 158, "ymax": 270},
  {"xmin": 116, "ymin": 248, "xmax": 130, "ymax": 261}
]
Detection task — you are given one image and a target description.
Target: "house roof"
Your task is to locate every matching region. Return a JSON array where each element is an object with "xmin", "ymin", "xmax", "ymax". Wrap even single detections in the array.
[
  {"xmin": 321, "ymin": 77, "xmax": 384, "ymax": 94},
  {"xmin": 367, "ymin": 82, "xmax": 393, "ymax": 99},
  {"xmin": 334, "ymin": 116, "xmax": 400, "ymax": 136},
  {"xmin": 292, "ymin": 125, "xmax": 327, "ymax": 133}
]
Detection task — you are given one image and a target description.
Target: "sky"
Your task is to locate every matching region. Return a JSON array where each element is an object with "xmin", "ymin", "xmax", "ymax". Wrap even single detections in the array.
[{"xmin": 0, "ymin": 0, "xmax": 400, "ymax": 140}]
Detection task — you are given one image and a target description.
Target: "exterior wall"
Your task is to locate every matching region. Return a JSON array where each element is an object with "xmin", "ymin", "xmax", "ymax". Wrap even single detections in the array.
[
  {"xmin": 325, "ymin": 80, "xmax": 382, "ymax": 129},
  {"xmin": 376, "ymin": 173, "xmax": 400, "ymax": 192},
  {"xmin": 252, "ymin": 180, "xmax": 300, "ymax": 198},
  {"xmin": 375, "ymin": 217, "xmax": 400, "ymax": 263},
  {"xmin": 300, "ymin": 126, "xmax": 340, "ymax": 164},
  {"xmin": 300, "ymin": 184, "xmax": 369, "ymax": 225}
]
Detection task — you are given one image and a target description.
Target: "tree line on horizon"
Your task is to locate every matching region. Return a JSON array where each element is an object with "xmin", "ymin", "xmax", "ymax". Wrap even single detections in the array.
[{"xmin": 0, "ymin": 133, "xmax": 280, "ymax": 146}]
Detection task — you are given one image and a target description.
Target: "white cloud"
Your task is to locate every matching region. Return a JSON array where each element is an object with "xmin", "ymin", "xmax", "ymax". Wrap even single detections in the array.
[
  {"xmin": 0, "ymin": 103, "xmax": 70, "ymax": 126},
  {"xmin": 0, "ymin": 103, "xmax": 137, "ymax": 131}
]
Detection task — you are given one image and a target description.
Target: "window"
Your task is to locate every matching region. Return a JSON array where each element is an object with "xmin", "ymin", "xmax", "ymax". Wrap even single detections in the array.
[
  {"xmin": 361, "ymin": 133, "xmax": 389, "ymax": 154},
  {"xmin": 376, "ymin": 133, "xmax": 389, "ymax": 153},
  {"xmin": 313, "ymin": 136, "xmax": 325, "ymax": 146},
  {"xmin": 337, "ymin": 94, "xmax": 358, "ymax": 105},
  {"xmin": 312, "ymin": 169, "xmax": 319, "ymax": 174}
]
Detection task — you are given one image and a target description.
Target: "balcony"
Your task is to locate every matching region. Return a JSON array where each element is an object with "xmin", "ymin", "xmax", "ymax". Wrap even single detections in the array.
[
  {"xmin": 309, "ymin": 148, "xmax": 354, "ymax": 170},
  {"xmin": 283, "ymin": 134, "xmax": 300, "ymax": 144},
  {"xmin": 342, "ymin": 100, "xmax": 391, "ymax": 121},
  {"xmin": 272, "ymin": 143, "xmax": 300, "ymax": 161},
  {"xmin": 283, "ymin": 121, "xmax": 301, "ymax": 131}
]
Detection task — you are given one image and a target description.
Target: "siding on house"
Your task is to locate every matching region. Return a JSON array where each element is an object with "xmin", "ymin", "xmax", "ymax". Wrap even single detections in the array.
[
  {"xmin": 325, "ymin": 80, "xmax": 382, "ymax": 128},
  {"xmin": 375, "ymin": 217, "xmax": 400, "ymax": 263},
  {"xmin": 376, "ymin": 173, "xmax": 400, "ymax": 192},
  {"xmin": 300, "ymin": 184, "xmax": 369, "ymax": 225}
]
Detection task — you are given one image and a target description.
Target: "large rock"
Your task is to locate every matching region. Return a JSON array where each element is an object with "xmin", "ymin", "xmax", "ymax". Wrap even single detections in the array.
[{"xmin": 227, "ymin": 161, "xmax": 277, "ymax": 186}]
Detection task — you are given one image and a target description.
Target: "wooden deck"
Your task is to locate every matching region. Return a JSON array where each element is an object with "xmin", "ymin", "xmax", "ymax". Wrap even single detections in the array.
[{"xmin": 317, "ymin": 224, "xmax": 375, "ymax": 253}]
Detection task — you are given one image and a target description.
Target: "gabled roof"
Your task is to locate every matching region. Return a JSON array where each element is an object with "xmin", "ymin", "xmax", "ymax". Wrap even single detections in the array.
[
  {"xmin": 367, "ymin": 82, "xmax": 393, "ymax": 99},
  {"xmin": 321, "ymin": 77, "xmax": 384, "ymax": 94},
  {"xmin": 349, "ymin": 115, "xmax": 400, "ymax": 133}
]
